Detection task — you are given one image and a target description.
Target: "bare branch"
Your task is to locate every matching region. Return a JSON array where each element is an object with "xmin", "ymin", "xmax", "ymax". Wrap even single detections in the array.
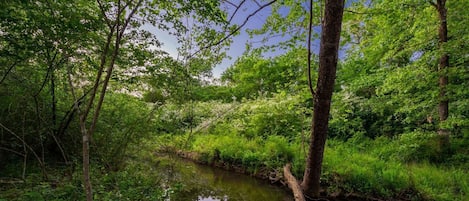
[
  {"xmin": 344, "ymin": 8, "xmax": 388, "ymax": 15},
  {"xmin": 0, "ymin": 179, "xmax": 25, "ymax": 184},
  {"xmin": 307, "ymin": 0, "xmax": 316, "ymax": 97},
  {"xmin": 191, "ymin": 0, "xmax": 278, "ymax": 57},
  {"xmin": 0, "ymin": 60, "xmax": 18, "ymax": 85},
  {"xmin": 33, "ymin": 56, "xmax": 56, "ymax": 98},
  {"xmin": 284, "ymin": 163, "xmax": 306, "ymax": 201},
  {"xmin": 0, "ymin": 147, "xmax": 25, "ymax": 157},
  {"xmin": 223, "ymin": 0, "xmax": 237, "ymax": 7},
  {"xmin": 253, "ymin": 0, "xmax": 262, "ymax": 7},
  {"xmin": 0, "ymin": 123, "xmax": 48, "ymax": 179},
  {"xmin": 228, "ymin": 0, "xmax": 246, "ymax": 24}
]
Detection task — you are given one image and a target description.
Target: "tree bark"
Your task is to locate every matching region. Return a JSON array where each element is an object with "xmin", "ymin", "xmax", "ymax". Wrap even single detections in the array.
[
  {"xmin": 77, "ymin": 1, "xmax": 144, "ymax": 200},
  {"xmin": 432, "ymin": 0, "xmax": 450, "ymax": 153},
  {"xmin": 301, "ymin": 0, "xmax": 345, "ymax": 198},
  {"xmin": 284, "ymin": 163, "xmax": 306, "ymax": 201},
  {"xmin": 82, "ymin": 130, "xmax": 92, "ymax": 201}
]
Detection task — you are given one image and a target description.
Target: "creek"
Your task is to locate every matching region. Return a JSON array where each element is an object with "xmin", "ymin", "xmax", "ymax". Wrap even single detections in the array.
[{"xmin": 155, "ymin": 154, "xmax": 294, "ymax": 201}]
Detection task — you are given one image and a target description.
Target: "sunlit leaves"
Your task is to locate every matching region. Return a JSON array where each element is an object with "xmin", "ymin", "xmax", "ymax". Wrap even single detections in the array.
[
  {"xmin": 339, "ymin": 0, "xmax": 468, "ymax": 135},
  {"xmin": 221, "ymin": 48, "xmax": 309, "ymax": 99}
]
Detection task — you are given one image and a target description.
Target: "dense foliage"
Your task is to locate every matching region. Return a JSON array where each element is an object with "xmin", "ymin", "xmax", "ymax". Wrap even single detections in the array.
[{"xmin": 1, "ymin": 0, "xmax": 468, "ymax": 200}]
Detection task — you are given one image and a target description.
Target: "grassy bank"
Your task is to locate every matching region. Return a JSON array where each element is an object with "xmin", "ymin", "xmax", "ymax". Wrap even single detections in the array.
[
  {"xmin": 154, "ymin": 96, "xmax": 468, "ymax": 201},
  {"xmin": 157, "ymin": 132, "xmax": 468, "ymax": 201}
]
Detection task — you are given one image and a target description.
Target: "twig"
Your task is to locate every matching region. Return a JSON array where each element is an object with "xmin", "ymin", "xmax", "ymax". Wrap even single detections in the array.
[
  {"xmin": 0, "ymin": 60, "xmax": 18, "ymax": 85},
  {"xmin": 190, "ymin": 0, "xmax": 278, "ymax": 58},
  {"xmin": 0, "ymin": 147, "xmax": 25, "ymax": 157},
  {"xmin": 228, "ymin": 0, "xmax": 246, "ymax": 23},
  {"xmin": 0, "ymin": 122, "xmax": 48, "ymax": 179},
  {"xmin": 253, "ymin": 0, "xmax": 262, "ymax": 7},
  {"xmin": 307, "ymin": 0, "xmax": 316, "ymax": 97},
  {"xmin": 223, "ymin": 0, "xmax": 237, "ymax": 7},
  {"xmin": 0, "ymin": 179, "xmax": 25, "ymax": 184}
]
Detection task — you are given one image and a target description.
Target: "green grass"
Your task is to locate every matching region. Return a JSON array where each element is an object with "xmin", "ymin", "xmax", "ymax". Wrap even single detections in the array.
[{"xmin": 164, "ymin": 132, "xmax": 468, "ymax": 201}]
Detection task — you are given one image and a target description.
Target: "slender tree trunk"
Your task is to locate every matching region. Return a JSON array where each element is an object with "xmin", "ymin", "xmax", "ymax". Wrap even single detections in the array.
[
  {"xmin": 433, "ymin": 0, "xmax": 450, "ymax": 153},
  {"xmin": 82, "ymin": 126, "xmax": 92, "ymax": 201},
  {"xmin": 76, "ymin": 1, "xmax": 144, "ymax": 200},
  {"xmin": 301, "ymin": 0, "xmax": 345, "ymax": 198},
  {"xmin": 51, "ymin": 68, "xmax": 57, "ymax": 133}
]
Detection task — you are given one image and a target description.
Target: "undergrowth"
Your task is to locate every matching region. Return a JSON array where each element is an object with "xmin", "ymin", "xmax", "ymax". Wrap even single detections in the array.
[
  {"xmin": 0, "ymin": 143, "xmax": 168, "ymax": 201},
  {"xmin": 157, "ymin": 96, "xmax": 469, "ymax": 201}
]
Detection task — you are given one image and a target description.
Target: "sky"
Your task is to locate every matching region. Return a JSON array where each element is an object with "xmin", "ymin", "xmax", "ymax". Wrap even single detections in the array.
[{"xmin": 150, "ymin": 0, "xmax": 321, "ymax": 78}]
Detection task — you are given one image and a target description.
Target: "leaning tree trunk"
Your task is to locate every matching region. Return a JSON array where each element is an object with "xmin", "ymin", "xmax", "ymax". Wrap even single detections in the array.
[
  {"xmin": 301, "ymin": 0, "xmax": 345, "ymax": 198},
  {"xmin": 434, "ymin": 0, "xmax": 450, "ymax": 153}
]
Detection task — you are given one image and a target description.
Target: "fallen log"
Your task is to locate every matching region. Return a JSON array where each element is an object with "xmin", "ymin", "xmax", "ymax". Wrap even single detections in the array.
[
  {"xmin": 0, "ymin": 178, "xmax": 24, "ymax": 184},
  {"xmin": 283, "ymin": 163, "xmax": 306, "ymax": 201}
]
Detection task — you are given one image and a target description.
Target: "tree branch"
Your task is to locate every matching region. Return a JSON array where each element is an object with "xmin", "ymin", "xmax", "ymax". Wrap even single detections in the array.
[
  {"xmin": 0, "ymin": 123, "xmax": 48, "ymax": 179},
  {"xmin": 0, "ymin": 61, "xmax": 18, "ymax": 85},
  {"xmin": 223, "ymin": 0, "xmax": 237, "ymax": 7},
  {"xmin": 97, "ymin": 0, "xmax": 113, "ymax": 29},
  {"xmin": 0, "ymin": 147, "xmax": 25, "ymax": 157},
  {"xmin": 88, "ymin": 0, "xmax": 144, "ymax": 136},
  {"xmin": 344, "ymin": 9, "xmax": 374, "ymax": 15},
  {"xmin": 228, "ymin": 0, "xmax": 246, "ymax": 24},
  {"xmin": 307, "ymin": 0, "xmax": 316, "ymax": 97},
  {"xmin": 253, "ymin": 0, "xmax": 262, "ymax": 7},
  {"xmin": 284, "ymin": 163, "xmax": 306, "ymax": 201},
  {"xmin": 190, "ymin": 0, "xmax": 278, "ymax": 58}
]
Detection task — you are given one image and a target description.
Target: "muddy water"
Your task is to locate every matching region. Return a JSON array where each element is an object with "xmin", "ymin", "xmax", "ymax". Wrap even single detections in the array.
[{"xmin": 155, "ymin": 155, "xmax": 293, "ymax": 201}]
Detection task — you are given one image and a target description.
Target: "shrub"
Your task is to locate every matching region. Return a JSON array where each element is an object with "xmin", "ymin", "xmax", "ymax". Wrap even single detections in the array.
[
  {"xmin": 392, "ymin": 131, "xmax": 442, "ymax": 163},
  {"xmin": 92, "ymin": 93, "xmax": 157, "ymax": 169}
]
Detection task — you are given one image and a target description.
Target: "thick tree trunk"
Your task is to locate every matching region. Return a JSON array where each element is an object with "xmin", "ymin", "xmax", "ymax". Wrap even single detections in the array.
[
  {"xmin": 301, "ymin": 0, "xmax": 345, "ymax": 198},
  {"xmin": 435, "ymin": 0, "xmax": 450, "ymax": 152}
]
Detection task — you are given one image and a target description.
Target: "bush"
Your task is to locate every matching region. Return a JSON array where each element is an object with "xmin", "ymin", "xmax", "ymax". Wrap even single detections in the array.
[
  {"xmin": 92, "ymin": 93, "xmax": 157, "ymax": 169},
  {"xmin": 393, "ymin": 131, "xmax": 442, "ymax": 163},
  {"xmin": 190, "ymin": 133, "xmax": 296, "ymax": 171}
]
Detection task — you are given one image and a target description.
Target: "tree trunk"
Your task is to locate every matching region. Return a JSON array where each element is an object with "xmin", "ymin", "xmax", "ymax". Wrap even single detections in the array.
[
  {"xmin": 51, "ymin": 68, "xmax": 57, "ymax": 132},
  {"xmin": 82, "ymin": 130, "xmax": 92, "ymax": 201},
  {"xmin": 301, "ymin": 0, "xmax": 345, "ymax": 198},
  {"xmin": 76, "ymin": 1, "xmax": 144, "ymax": 200},
  {"xmin": 434, "ymin": 0, "xmax": 450, "ymax": 153}
]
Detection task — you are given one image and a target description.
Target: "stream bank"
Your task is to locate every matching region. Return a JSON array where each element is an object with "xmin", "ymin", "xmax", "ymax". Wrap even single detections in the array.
[
  {"xmin": 157, "ymin": 149, "xmax": 425, "ymax": 201},
  {"xmin": 153, "ymin": 153, "xmax": 293, "ymax": 201}
]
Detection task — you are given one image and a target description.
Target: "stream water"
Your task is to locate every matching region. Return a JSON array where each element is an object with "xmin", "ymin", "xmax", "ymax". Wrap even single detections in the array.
[{"xmin": 155, "ymin": 154, "xmax": 294, "ymax": 201}]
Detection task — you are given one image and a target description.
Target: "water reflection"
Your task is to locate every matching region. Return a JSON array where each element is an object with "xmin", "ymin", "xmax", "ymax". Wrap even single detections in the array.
[{"xmin": 156, "ymin": 155, "xmax": 293, "ymax": 201}]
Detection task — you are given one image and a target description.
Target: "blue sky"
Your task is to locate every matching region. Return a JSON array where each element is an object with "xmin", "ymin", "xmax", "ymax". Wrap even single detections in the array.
[{"xmin": 150, "ymin": 1, "xmax": 322, "ymax": 78}]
